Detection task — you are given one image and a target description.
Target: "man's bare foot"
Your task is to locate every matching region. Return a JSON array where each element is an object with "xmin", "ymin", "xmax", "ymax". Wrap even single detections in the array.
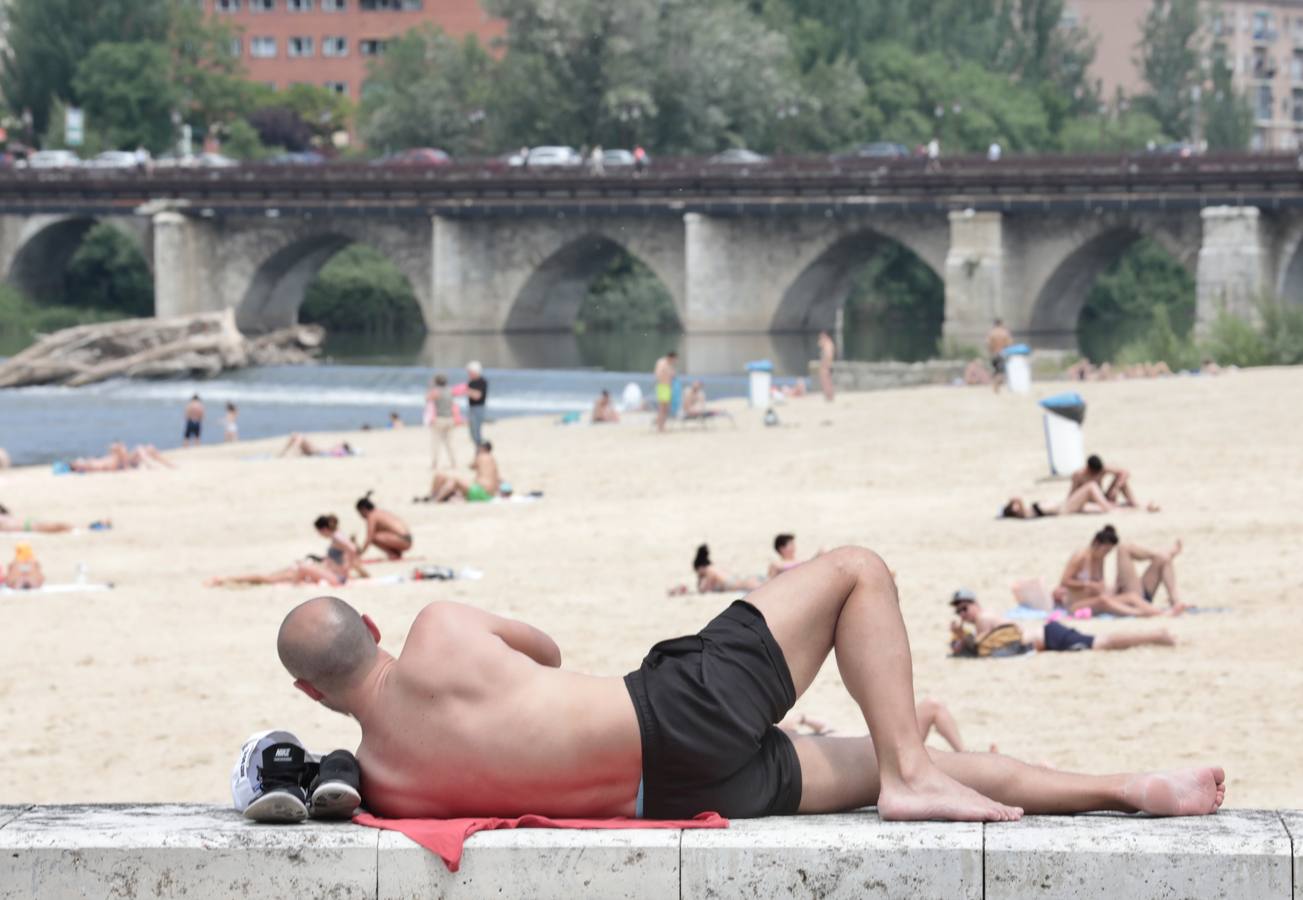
[
  {"xmin": 1121, "ymin": 767, "xmax": 1225, "ymax": 816},
  {"xmin": 878, "ymin": 768, "xmax": 1023, "ymax": 822}
]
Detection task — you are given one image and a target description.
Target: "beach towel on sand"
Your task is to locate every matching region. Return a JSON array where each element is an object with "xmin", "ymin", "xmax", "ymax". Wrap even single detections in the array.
[{"xmin": 352, "ymin": 811, "xmax": 727, "ymax": 872}]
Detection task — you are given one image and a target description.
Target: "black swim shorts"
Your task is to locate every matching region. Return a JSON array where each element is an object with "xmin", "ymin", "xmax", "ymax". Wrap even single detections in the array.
[
  {"xmin": 1044, "ymin": 620, "xmax": 1094, "ymax": 652},
  {"xmin": 184, "ymin": 419, "xmax": 202, "ymax": 439},
  {"xmin": 991, "ymin": 355, "xmax": 1006, "ymax": 375},
  {"xmin": 624, "ymin": 600, "xmax": 802, "ymax": 819}
]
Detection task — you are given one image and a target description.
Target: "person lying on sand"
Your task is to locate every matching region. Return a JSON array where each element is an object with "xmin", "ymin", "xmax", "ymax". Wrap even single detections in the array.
[
  {"xmin": 1058, "ymin": 525, "xmax": 1187, "ymax": 618},
  {"xmin": 354, "ymin": 492, "xmax": 412, "ymax": 560},
  {"xmin": 781, "ymin": 698, "xmax": 971, "ymax": 753},
  {"xmin": 592, "ymin": 390, "xmax": 620, "ymax": 424},
  {"xmin": 70, "ymin": 442, "xmax": 175, "ymax": 473},
  {"xmin": 0, "ymin": 502, "xmax": 75, "ymax": 534},
  {"xmin": 4, "ymin": 542, "xmax": 45, "ymax": 590},
  {"xmin": 276, "ymin": 548, "xmax": 1225, "ymax": 822},
  {"xmin": 207, "ymin": 515, "xmax": 367, "ymax": 588},
  {"xmin": 279, "ymin": 433, "xmax": 355, "ymax": 458},
  {"xmin": 423, "ymin": 441, "xmax": 501, "ymax": 503},
  {"xmin": 1000, "ymin": 479, "xmax": 1160, "ymax": 520},
  {"xmin": 1070, "ymin": 455, "xmax": 1159, "ymax": 512},
  {"xmin": 948, "ymin": 589, "xmax": 1175, "ymax": 656},
  {"xmin": 669, "ymin": 544, "xmax": 766, "ymax": 595}
]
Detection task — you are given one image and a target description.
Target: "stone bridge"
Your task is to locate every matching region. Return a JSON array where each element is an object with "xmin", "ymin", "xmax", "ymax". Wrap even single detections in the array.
[{"xmin": 2, "ymin": 154, "xmax": 1302, "ymax": 347}]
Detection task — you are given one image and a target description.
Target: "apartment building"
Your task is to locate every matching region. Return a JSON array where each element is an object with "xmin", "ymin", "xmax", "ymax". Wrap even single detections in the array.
[
  {"xmin": 205, "ymin": 0, "xmax": 501, "ymax": 100},
  {"xmin": 1066, "ymin": 0, "xmax": 1303, "ymax": 150}
]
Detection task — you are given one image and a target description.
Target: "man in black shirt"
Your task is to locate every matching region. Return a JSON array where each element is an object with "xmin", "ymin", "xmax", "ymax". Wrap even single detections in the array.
[{"xmin": 466, "ymin": 361, "xmax": 488, "ymax": 449}]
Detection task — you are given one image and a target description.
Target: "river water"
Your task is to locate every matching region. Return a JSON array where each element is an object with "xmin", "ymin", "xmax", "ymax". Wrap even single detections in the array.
[{"xmin": 0, "ymin": 325, "xmax": 937, "ymax": 466}]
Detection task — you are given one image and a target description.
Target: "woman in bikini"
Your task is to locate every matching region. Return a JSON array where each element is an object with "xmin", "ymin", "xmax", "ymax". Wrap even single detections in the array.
[
  {"xmin": 670, "ymin": 544, "xmax": 765, "ymax": 595},
  {"xmin": 999, "ymin": 477, "xmax": 1164, "ymax": 519},
  {"xmin": 354, "ymin": 492, "xmax": 413, "ymax": 560},
  {"xmin": 206, "ymin": 515, "xmax": 367, "ymax": 587},
  {"xmin": 1058, "ymin": 525, "xmax": 1187, "ymax": 617},
  {"xmin": 0, "ymin": 503, "xmax": 76, "ymax": 534}
]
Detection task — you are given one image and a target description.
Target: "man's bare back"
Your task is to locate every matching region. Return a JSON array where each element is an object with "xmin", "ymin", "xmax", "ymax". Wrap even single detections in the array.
[
  {"xmin": 986, "ymin": 323, "xmax": 1013, "ymax": 358},
  {"xmin": 352, "ymin": 603, "xmax": 641, "ymax": 818}
]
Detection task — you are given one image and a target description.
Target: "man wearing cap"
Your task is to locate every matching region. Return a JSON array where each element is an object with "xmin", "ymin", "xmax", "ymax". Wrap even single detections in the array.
[{"xmin": 948, "ymin": 589, "xmax": 1175, "ymax": 654}]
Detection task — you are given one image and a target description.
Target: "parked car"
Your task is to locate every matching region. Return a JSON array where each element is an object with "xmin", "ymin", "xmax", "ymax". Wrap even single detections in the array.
[
  {"xmin": 86, "ymin": 150, "xmax": 142, "ymax": 169},
  {"xmin": 514, "ymin": 146, "xmax": 582, "ymax": 167},
  {"xmin": 1149, "ymin": 141, "xmax": 1200, "ymax": 158},
  {"xmin": 709, "ymin": 148, "xmax": 769, "ymax": 165},
  {"xmin": 269, "ymin": 151, "xmax": 326, "ymax": 165},
  {"xmin": 21, "ymin": 149, "xmax": 81, "ymax": 169},
  {"xmin": 372, "ymin": 147, "xmax": 451, "ymax": 166},
  {"xmin": 840, "ymin": 142, "xmax": 911, "ymax": 159},
  {"xmin": 601, "ymin": 148, "xmax": 637, "ymax": 168}
]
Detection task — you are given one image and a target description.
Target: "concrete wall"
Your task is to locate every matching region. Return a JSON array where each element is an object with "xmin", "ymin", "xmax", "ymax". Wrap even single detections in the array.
[{"xmin": 0, "ymin": 805, "xmax": 1299, "ymax": 899}]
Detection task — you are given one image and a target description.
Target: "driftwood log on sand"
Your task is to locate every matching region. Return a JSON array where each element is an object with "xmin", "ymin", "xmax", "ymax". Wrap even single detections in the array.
[{"xmin": 0, "ymin": 310, "xmax": 324, "ymax": 388}]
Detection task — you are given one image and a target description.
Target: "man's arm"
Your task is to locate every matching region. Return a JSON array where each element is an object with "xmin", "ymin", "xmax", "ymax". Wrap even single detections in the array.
[{"xmin": 413, "ymin": 601, "xmax": 562, "ymax": 668}]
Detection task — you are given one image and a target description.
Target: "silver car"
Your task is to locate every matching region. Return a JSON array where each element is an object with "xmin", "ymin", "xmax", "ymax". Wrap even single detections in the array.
[
  {"xmin": 22, "ymin": 149, "xmax": 82, "ymax": 169},
  {"xmin": 522, "ymin": 146, "xmax": 581, "ymax": 167},
  {"xmin": 86, "ymin": 150, "xmax": 142, "ymax": 169}
]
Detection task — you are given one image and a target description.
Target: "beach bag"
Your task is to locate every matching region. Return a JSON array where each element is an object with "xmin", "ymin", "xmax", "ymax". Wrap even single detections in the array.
[{"xmin": 977, "ymin": 623, "xmax": 1030, "ymax": 658}]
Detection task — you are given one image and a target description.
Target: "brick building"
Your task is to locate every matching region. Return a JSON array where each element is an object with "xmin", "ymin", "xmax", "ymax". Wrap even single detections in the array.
[
  {"xmin": 1066, "ymin": 0, "xmax": 1303, "ymax": 150},
  {"xmin": 205, "ymin": 0, "xmax": 501, "ymax": 101}
]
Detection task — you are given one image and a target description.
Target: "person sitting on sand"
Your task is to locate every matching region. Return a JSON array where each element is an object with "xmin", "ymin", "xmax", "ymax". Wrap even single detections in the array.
[
  {"xmin": 0, "ymin": 502, "xmax": 75, "ymax": 534},
  {"xmin": 681, "ymin": 381, "xmax": 731, "ymax": 422},
  {"xmin": 425, "ymin": 442, "xmax": 501, "ymax": 503},
  {"xmin": 275, "ymin": 547, "xmax": 1226, "ymax": 823},
  {"xmin": 1070, "ymin": 455, "xmax": 1158, "ymax": 511},
  {"xmin": 354, "ymin": 492, "xmax": 412, "ymax": 560},
  {"xmin": 948, "ymin": 589, "xmax": 1175, "ymax": 656},
  {"xmin": 1058, "ymin": 525, "xmax": 1187, "ymax": 618},
  {"xmin": 4, "ymin": 542, "xmax": 45, "ymax": 590},
  {"xmin": 962, "ymin": 359, "xmax": 994, "ymax": 386},
  {"xmin": 1000, "ymin": 477, "xmax": 1160, "ymax": 520},
  {"xmin": 280, "ymin": 433, "xmax": 354, "ymax": 458},
  {"xmin": 592, "ymin": 390, "xmax": 620, "ymax": 424},
  {"xmin": 207, "ymin": 515, "xmax": 367, "ymax": 588},
  {"xmin": 669, "ymin": 544, "xmax": 765, "ymax": 596}
]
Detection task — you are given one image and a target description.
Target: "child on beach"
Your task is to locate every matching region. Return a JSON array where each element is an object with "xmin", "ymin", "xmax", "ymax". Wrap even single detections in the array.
[
  {"xmin": 4, "ymin": 542, "xmax": 45, "ymax": 590},
  {"xmin": 224, "ymin": 403, "xmax": 239, "ymax": 442}
]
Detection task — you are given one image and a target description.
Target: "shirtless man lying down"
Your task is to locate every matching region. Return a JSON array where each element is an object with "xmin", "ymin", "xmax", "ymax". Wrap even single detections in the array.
[{"xmin": 276, "ymin": 546, "xmax": 1224, "ymax": 822}]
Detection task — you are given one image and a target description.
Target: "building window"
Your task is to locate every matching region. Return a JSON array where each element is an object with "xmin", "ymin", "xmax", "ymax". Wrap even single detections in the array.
[
  {"xmin": 288, "ymin": 0, "xmax": 313, "ymax": 9},
  {"xmin": 321, "ymin": 0, "xmax": 346, "ymax": 9},
  {"xmin": 216, "ymin": 0, "xmax": 241, "ymax": 11},
  {"xmin": 249, "ymin": 0, "xmax": 274, "ymax": 11},
  {"xmin": 288, "ymin": 36, "xmax": 315, "ymax": 57},
  {"xmin": 1294, "ymin": 49, "xmax": 1303, "ymax": 82},
  {"xmin": 1293, "ymin": 89, "xmax": 1303, "ymax": 122},
  {"xmin": 251, "ymin": 36, "xmax": 277, "ymax": 58},
  {"xmin": 229, "ymin": 37, "xmax": 242, "ymax": 57},
  {"xmin": 323, "ymin": 37, "xmax": 349, "ymax": 57},
  {"xmin": 359, "ymin": 38, "xmax": 388, "ymax": 55},
  {"xmin": 1254, "ymin": 11, "xmax": 1276, "ymax": 42},
  {"xmin": 1255, "ymin": 84, "xmax": 1274, "ymax": 120},
  {"xmin": 324, "ymin": 81, "xmax": 349, "ymax": 96},
  {"xmin": 1252, "ymin": 46, "xmax": 1276, "ymax": 79},
  {"xmin": 360, "ymin": 0, "xmax": 422, "ymax": 9}
]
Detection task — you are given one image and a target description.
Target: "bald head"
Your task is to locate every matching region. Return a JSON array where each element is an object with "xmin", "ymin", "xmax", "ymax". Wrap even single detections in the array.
[{"xmin": 278, "ymin": 596, "xmax": 377, "ymax": 693}]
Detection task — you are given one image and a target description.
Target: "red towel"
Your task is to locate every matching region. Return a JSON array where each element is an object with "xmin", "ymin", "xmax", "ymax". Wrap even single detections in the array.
[{"xmin": 353, "ymin": 811, "xmax": 728, "ymax": 872}]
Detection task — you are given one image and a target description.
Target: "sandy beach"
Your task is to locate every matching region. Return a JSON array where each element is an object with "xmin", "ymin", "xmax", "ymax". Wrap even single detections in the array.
[{"xmin": 1, "ymin": 366, "xmax": 1300, "ymax": 809}]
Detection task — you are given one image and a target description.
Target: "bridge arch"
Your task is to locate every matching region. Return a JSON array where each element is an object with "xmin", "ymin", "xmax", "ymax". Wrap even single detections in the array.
[
  {"xmin": 3, "ymin": 215, "xmax": 152, "ymax": 304},
  {"xmin": 234, "ymin": 222, "xmax": 431, "ymax": 335},
  {"xmin": 505, "ymin": 233, "xmax": 681, "ymax": 332},
  {"xmin": 1273, "ymin": 221, "xmax": 1303, "ymax": 305},
  {"xmin": 771, "ymin": 227, "xmax": 944, "ymax": 333},
  {"xmin": 1025, "ymin": 215, "xmax": 1200, "ymax": 346}
]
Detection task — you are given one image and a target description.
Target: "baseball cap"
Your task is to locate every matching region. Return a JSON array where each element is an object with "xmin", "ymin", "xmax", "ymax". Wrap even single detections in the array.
[{"xmin": 949, "ymin": 589, "xmax": 977, "ymax": 607}]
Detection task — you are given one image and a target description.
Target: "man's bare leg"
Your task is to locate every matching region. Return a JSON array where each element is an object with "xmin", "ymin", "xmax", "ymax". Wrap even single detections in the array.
[
  {"xmin": 915, "ymin": 697, "xmax": 965, "ymax": 752},
  {"xmin": 792, "ymin": 735, "xmax": 1224, "ymax": 817},
  {"xmin": 747, "ymin": 547, "xmax": 1020, "ymax": 821},
  {"xmin": 1118, "ymin": 542, "xmax": 1185, "ymax": 609},
  {"xmin": 1094, "ymin": 628, "xmax": 1176, "ymax": 650},
  {"xmin": 1063, "ymin": 482, "xmax": 1113, "ymax": 514}
]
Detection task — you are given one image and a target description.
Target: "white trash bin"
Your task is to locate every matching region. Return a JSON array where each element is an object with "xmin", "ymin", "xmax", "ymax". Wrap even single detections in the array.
[
  {"xmin": 1003, "ymin": 343, "xmax": 1032, "ymax": 394},
  {"xmin": 1040, "ymin": 393, "xmax": 1087, "ymax": 476},
  {"xmin": 746, "ymin": 360, "xmax": 773, "ymax": 409}
]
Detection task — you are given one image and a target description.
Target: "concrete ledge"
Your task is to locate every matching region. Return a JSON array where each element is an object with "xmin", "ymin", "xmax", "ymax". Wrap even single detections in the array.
[{"xmin": 0, "ymin": 805, "xmax": 1299, "ymax": 899}]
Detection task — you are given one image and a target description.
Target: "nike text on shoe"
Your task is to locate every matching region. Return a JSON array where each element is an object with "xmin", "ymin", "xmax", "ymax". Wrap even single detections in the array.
[
  {"xmin": 244, "ymin": 741, "xmax": 309, "ymax": 823},
  {"xmin": 309, "ymin": 749, "xmax": 362, "ymax": 819}
]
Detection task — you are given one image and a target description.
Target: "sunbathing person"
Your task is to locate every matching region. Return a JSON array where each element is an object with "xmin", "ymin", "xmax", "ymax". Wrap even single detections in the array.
[
  {"xmin": 667, "ymin": 544, "xmax": 766, "ymax": 595},
  {"xmin": 948, "ymin": 589, "xmax": 1175, "ymax": 656},
  {"xmin": 592, "ymin": 390, "xmax": 620, "ymax": 424},
  {"xmin": 4, "ymin": 542, "xmax": 45, "ymax": 590},
  {"xmin": 0, "ymin": 502, "xmax": 75, "ymax": 534},
  {"xmin": 1059, "ymin": 525, "xmax": 1187, "ymax": 617},
  {"xmin": 207, "ymin": 515, "xmax": 367, "ymax": 588},
  {"xmin": 1070, "ymin": 455, "xmax": 1157, "ymax": 511},
  {"xmin": 767, "ymin": 533, "xmax": 823, "ymax": 579},
  {"xmin": 275, "ymin": 547, "xmax": 1225, "ymax": 823},
  {"xmin": 682, "ymin": 381, "xmax": 731, "ymax": 421},
  {"xmin": 1000, "ymin": 479, "xmax": 1147, "ymax": 519},
  {"xmin": 280, "ymin": 433, "xmax": 355, "ymax": 458},
  {"xmin": 354, "ymin": 492, "xmax": 413, "ymax": 560},
  {"xmin": 70, "ymin": 442, "xmax": 175, "ymax": 473},
  {"xmin": 425, "ymin": 441, "xmax": 501, "ymax": 503}
]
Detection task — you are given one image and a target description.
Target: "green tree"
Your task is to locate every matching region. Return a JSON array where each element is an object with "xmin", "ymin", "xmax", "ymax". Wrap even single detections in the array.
[
  {"xmin": 1201, "ymin": 50, "xmax": 1253, "ymax": 150},
  {"xmin": 300, "ymin": 245, "xmax": 424, "ymax": 337},
  {"xmin": 576, "ymin": 252, "xmax": 679, "ymax": 333},
  {"xmin": 74, "ymin": 42, "xmax": 180, "ymax": 152},
  {"xmin": 1077, "ymin": 237, "xmax": 1195, "ymax": 363},
  {"xmin": 168, "ymin": 0, "xmax": 253, "ymax": 135},
  {"xmin": 1137, "ymin": 0, "xmax": 1204, "ymax": 141},
  {"xmin": 1, "ymin": 0, "xmax": 171, "ymax": 140},
  {"xmin": 1058, "ymin": 107, "xmax": 1164, "ymax": 152},
  {"xmin": 275, "ymin": 84, "xmax": 353, "ymax": 144},
  {"xmin": 358, "ymin": 26, "xmax": 494, "ymax": 156},
  {"xmin": 64, "ymin": 224, "xmax": 155, "ymax": 316}
]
